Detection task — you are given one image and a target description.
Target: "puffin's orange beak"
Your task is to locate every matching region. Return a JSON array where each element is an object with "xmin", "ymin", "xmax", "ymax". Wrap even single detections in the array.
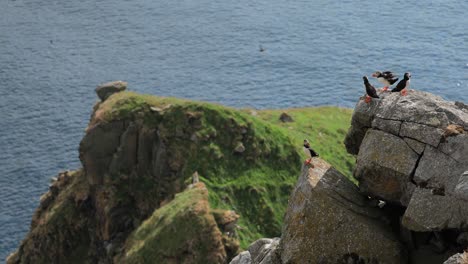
[{"xmin": 371, "ymin": 72, "xmax": 378, "ymax": 77}]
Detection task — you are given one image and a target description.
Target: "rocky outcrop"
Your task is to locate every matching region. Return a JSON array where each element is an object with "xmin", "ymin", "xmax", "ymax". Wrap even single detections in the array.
[
  {"xmin": 119, "ymin": 182, "xmax": 237, "ymax": 264},
  {"xmin": 95, "ymin": 81, "xmax": 127, "ymax": 101},
  {"xmin": 230, "ymin": 238, "xmax": 281, "ymax": 264},
  {"xmin": 231, "ymin": 161, "xmax": 406, "ymax": 264},
  {"xmin": 280, "ymin": 161, "xmax": 405, "ymax": 263},
  {"xmin": 8, "ymin": 89, "xmax": 301, "ymax": 263},
  {"xmin": 345, "ymin": 90, "xmax": 468, "ymax": 261}
]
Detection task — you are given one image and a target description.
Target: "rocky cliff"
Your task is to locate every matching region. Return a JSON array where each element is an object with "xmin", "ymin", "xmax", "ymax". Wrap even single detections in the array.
[
  {"xmin": 345, "ymin": 90, "xmax": 468, "ymax": 262},
  {"xmin": 7, "ymin": 82, "xmax": 306, "ymax": 263},
  {"xmin": 232, "ymin": 90, "xmax": 468, "ymax": 264}
]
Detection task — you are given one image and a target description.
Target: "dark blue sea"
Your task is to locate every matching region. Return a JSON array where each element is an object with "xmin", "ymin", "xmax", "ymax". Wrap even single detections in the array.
[{"xmin": 1, "ymin": 0, "xmax": 467, "ymax": 259}]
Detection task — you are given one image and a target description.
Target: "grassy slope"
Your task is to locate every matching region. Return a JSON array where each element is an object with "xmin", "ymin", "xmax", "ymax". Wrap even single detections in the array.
[
  {"xmin": 100, "ymin": 92, "xmax": 354, "ymax": 249},
  {"xmin": 122, "ymin": 183, "xmax": 227, "ymax": 263},
  {"xmin": 254, "ymin": 107, "xmax": 355, "ymax": 181}
]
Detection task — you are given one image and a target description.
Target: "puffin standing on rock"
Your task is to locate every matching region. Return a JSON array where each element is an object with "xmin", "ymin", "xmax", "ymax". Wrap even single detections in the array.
[
  {"xmin": 372, "ymin": 71, "xmax": 399, "ymax": 91},
  {"xmin": 363, "ymin": 76, "xmax": 379, "ymax": 103},
  {"xmin": 303, "ymin": 139, "xmax": 319, "ymax": 167},
  {"xmin": 391, "ymin": 72, "xmax": 411, "ymax": 96}
]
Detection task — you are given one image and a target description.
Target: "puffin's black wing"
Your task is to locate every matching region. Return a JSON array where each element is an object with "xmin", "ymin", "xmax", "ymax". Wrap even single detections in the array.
[
  {"xmin": 364, "ymin": 77, "xmax": 379, "ymax": 98},
  {"xmin": 308, "ymin": 148, "xmax": 319, "ymax": 157},
  {"xmin": 382, "ymin": 71, "xmax": 397, "ymax": 79},
  {"xmin": 382, "ymin": 71, "xmax": 399, "ymax": 85},
  {"xmin": 391, "ymin": 79, "xmax": 406, "ymax": 92}
]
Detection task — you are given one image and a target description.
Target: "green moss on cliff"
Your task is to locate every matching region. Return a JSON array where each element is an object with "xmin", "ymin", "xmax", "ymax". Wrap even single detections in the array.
[
  {"xmin": 122, "ymin": 183, "xmax": 229, "ymax": 263},
  {"xmin": 96, "ymin": 92, "xmax": 302, "ymax": 248},
  {"xmin": 10, "ymin": 91, "xmax": 354, "ymax": 264},
  {"xmin": 96, "ymin": 92, "xmax": 353, "ymax": 248}
]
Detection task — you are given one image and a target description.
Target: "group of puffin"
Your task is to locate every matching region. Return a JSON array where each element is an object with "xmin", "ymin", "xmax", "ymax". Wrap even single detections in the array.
[
  {"xmin": 363, "ymin": 71, "xmax": 412, "ymax": 103},
  {"xmin": 302, "ymin": 70, "xmax": 412, "ymax": 167}
]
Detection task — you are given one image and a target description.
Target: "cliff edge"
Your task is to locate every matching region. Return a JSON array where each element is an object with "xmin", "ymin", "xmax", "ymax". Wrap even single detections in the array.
[
  {"xmin": 232, "ymin": 90, "xmax": 468, "ymax": 264},
  {"xmin": 7, "ymin": 82, "xmax": 303, "ymax": 264}
]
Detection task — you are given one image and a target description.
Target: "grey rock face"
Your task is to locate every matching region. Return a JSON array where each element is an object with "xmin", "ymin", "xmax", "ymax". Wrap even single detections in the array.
[
  {"xmin": 345, "ymin": 90, "xmax": 468, "ymax": 233},
  {"xmin": 355, "ymin": 129, "xmax": 419, "ymax": 202},
  {"xmin": 372, "ymin": 117, "xmax": 402, "ymax": 136},
  {"xmin": 399, "ymin": 122, "xmax": 444, "ymax": 147},
  {"xmin": 404, "ymin": 137, "xmax": 426, "ymax": 154},
  {"xmin": 402, "ymin": 187, "xmax": 468, "ymax": 231},
  {"xmin": 454, "ymin": 171, "xmax": 468, "ymax": 201},
  {"xmin": 413, "ymin": 145, "xmax": 464, "ymax": 195},
  {"xmin": 280, "ymin": 162, "xmax": 405, "ymax": 264},
  {"xmin": 95, "ymin": 81, "xmax": 127, "ymax": 101},
  {"xmin": 229, "ymin": 238, "xmax": 281, "ymax": 264},
  {"xmin": 229, "ymin": 251, "xmax": 252, "ymax": 264}
]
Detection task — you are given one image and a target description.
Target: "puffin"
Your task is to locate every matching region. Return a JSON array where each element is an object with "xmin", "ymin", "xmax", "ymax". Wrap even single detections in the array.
[
  {"xmin": 372, "ymin": 71, "xmax": 399, "ymax": 91},
  {"xmin": 391, "ymin": 72, "xmax": 411, "ymax": 96},
  {"xmin": 363, "ymin": 76, "xmax": 379, "ymax": 103},
  {"xmin": 303, "ymin": 139, "xmax": 319, "ymax": 166}
]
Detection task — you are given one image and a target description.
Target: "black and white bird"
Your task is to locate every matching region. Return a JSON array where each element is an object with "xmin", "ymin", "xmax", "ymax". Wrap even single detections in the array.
[
  {"xmin": 391, "ymin": 72, "xmax": 411, "ymax": 96},
  {"xmin": 363, "ymin": 76, "xmax": 379, "ymax": 103},
  {"xmin": 372, "ymin": 71, "xmax": 399, "ymax": 91},
  {"xmin": 303, "ymin": 139, "xmax": 319, "ymax": 166}
]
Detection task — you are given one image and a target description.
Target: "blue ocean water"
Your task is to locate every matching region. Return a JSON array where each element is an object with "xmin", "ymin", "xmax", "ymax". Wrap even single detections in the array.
[{"xmin": 0, "ymin": 0, "xmax": 467, "ymax": 259}]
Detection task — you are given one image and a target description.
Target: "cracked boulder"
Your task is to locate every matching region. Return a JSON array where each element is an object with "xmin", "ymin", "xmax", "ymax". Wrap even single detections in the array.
[
  {"xmin": 345, "ymin": 90, "xmax": 468, "ymax": 233},
  {"xmin": 402, "ymin": 187, "xmax": 468, "ymax": 231},
  {"xmin": 279, "ymin": 161, "xmax": 406, "ymax": 263},
  {"xmin": 355, "ymin": 129, "xmax": 420, "ymax": 203}
]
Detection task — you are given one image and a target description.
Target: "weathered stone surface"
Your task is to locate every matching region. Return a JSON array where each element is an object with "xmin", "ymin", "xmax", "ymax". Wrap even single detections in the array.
[
  {"xmin": 95, "ymin": 80, "xmax": 127, "ymax": 101},
  {"xmin": 414, "ymin": 145, "xmax": 464, "ymax": 195},
  {"xmin": 229, "ymin": 238, "xmax": 281, "ymax": 264},
  {"xmin": 439, "ymin": 133, "xmax": 468, "ymax": 164},
  {"xmin": 79, "ymin": 121, "xmax": 125, "ymax": 185},
  {"xmin": 109, "ymin": 122, "xmax": 139, "ymax": 176},
  {"xmin": 248, "ymin": 238, "xmax": 281, "ymax": 264},
  {"xmin": 400, "ymin": 122, "xmax": 444, "ymax": 147},
  {"xmin": 372, "ymin": 117, "xmax": 402, "ymax": 135},
  {"xmin": 346, "ymin": 90, "xmax": 468, "ymax": 156},
  {"xmin": 455, "ymin": 171, "xmax": 468, "ymax": 201},
  {"xmin": 400, "ymin": 181, "xmax": 417, "ymax": 206},
  {"xmin": 374, "ymin": 92, "xmax": 452, "ymax": 127},
  {"xmin": 404, "ymin": 137, "xmax": 426, "ymax": 154},
  {"xmin": 355, "ymin": 129, "xmax": 419, "ymax": 202},
  {"xmin": 402, "ymin": 187, "xmax": 468, "ymax": 231},
  {"xmin": 230, "ymin": 251, "xmax": 252, "ymax": 264},
  {"xmin": 280, "ymin": 161, "xmax": 405, "ymax": 264},
  {"xmin": 345, "ymin": 90, "xmax": 468, "ymax": 258}
]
